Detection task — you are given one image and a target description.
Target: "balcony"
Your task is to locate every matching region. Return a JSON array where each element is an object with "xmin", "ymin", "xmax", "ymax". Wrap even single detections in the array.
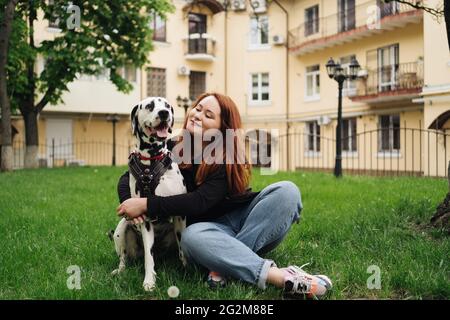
[
  {"xmin": 288, "ymin": 1, "xmax": 423, "ymax": 56},
  {"xmin": 350, "ymin": 61, "xmax": 424, "ymax": 104},
  {"xmin": 183, "ymin": 33, "xmax": 216, "ymax": 62}
]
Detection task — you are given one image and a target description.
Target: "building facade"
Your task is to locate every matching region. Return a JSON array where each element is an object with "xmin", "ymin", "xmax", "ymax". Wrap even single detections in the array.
[{"xmin": 10, "ymin": 0, "xmax": 450, "ymax": 176}]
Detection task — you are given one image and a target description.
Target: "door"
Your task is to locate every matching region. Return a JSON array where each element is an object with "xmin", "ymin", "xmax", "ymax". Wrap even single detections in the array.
[
  {"xmin": 338, "ymin": 0, "xmax": 355, "ymax": 32},
  {"xmin": 46, "ymin": 118, "xmax": 73, "ymax": 167},
  {"xmin": 188, "ymin": 13, "xmax": 207, "ymax": 54},
  {"xmin": 378, "ymin": 0, "xmax": 399, "ymax": 18},
  {"xmin": 378, "ymin": 44, "xmax": 399, "ymax": 92}
]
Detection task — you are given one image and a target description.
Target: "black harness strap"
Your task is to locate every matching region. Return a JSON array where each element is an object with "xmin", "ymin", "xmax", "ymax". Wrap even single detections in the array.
[{"xmin": 128, "ymin": 152, "xmax": 173, "ymax": 223}]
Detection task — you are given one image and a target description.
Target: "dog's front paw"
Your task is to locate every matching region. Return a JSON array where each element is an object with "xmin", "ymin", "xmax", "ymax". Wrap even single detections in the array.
[
  {"xmin": 143, "ymin": 280, "xmax": 156, "ymax": 292},
  {"xmin": 143, "ymin": 271, "xmax": 157, "ymax": 292},
  {"xmin": 111, "ymin": 268, "xmax": 124, "ymax": 276}
]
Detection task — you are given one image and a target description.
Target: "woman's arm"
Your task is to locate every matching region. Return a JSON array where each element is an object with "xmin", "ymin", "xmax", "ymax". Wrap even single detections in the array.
[
  {"xmin": 146, "ymin": 166, "xmax": 228, "ymax": 219},
  {"xmin": 117, "ymin": 166, "xmax": 228, "ymax": 220}
]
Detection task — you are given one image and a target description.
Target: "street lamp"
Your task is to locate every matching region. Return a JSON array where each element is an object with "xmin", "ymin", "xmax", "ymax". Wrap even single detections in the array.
[
  {"xmin": 106, "ymin": 113, "xmax": 120, "ymax": 166},
  {"xmin": 176, "ymin": 95, "xmax": 192, "ymax": 117},
  {"xmin": 326, "ymin": 56, "xmax": 361, "ymax": 178}
]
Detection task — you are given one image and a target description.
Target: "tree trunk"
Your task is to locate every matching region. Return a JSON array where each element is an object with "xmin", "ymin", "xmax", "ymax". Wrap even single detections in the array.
[
  {"xmin": 430, "ymin": 161, "xmax": 450, "ymax": 234},
  {"xmin": 23, "ymin": 109, "xmax": 39, "ymax": 169},
  {"xmin": 0, "ymin": 0, "xmax": 19, "ymax": 172}
]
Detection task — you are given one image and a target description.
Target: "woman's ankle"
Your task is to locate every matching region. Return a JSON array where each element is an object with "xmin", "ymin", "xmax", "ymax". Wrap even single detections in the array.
[{"xmin": 266, "ymin": 267, "xmax": 286, "ymax": 288}]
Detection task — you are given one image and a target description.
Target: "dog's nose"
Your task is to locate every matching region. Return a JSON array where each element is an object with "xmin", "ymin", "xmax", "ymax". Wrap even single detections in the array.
[{"xmin": 158, "ymin": 110, "xmax": 169, "ymax": 121}]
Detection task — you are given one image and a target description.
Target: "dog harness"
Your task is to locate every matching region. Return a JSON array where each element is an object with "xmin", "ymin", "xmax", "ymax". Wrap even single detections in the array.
[{"xmin": 128, "ymin": 151, "xmax": 173, "ymax": 223}]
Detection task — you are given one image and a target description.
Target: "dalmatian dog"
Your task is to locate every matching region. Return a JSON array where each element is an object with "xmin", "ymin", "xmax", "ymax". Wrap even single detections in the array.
[{"xmin": 111, "ymin": 97, "xmax": 187, "ymax": 292}]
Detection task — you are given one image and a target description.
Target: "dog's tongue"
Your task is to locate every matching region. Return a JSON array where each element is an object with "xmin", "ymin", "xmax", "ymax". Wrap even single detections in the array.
[{"xmin": 156, "ymin": 126, "xmax": 169, "ymax": 138}]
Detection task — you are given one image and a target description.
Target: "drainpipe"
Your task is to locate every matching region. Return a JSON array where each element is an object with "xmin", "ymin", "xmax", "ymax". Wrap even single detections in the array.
[
  {"xmin": 273, "ymin": 0, "xmax": 290, "ymax": 171},
  {"xmin": 224, "ymin": 2, "xmax": 228, "ymax": 95}
]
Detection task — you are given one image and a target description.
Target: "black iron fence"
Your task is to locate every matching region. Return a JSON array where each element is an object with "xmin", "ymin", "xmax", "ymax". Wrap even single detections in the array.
[
  {"xmin": 275, "ymin": 127, "xmax": 450, "ymax": 178},
  {"xmin": 5, "ymin": 127, "xmax": 450, "ymax": 178},
  {"xmin": 8, "ymin": 139, "xmax": 133, "ymax": 169}
]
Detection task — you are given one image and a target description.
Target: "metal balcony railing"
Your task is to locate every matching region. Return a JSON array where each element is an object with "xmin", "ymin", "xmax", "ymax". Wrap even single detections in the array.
[
  {"xmin": 183, "ymin": 33, "xmax": 216, "ymax": 59},
  {"xmin": 353, "ymin": 61, "xmax": 424, "ymax": 98},
  {"xmin": 288, "ymin": 1, "xmax": 421, "ymax": 53}
]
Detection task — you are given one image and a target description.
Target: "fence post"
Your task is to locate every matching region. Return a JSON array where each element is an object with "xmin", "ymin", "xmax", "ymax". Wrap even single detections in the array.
[{"xmin": 52, "ymin": 138, "xmax": 55, "ymax": 168}]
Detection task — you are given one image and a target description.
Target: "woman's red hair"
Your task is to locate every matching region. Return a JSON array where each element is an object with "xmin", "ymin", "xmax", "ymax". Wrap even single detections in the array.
[{"xmin": 178, "ymin": 92, "xmax": 251, "ymax": 195}]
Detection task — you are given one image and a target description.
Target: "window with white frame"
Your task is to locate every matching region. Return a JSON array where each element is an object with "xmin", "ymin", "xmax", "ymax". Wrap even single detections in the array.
[
  {"xmin": 250, "ymin": 73, "xmax": 270, "ymax": 103},
  {"xmin": 339, "ymin": 55, "xmax": 357, "ymax": 95},
  {"xmin": 306, "ymin": 65, "xmax": 320, "ymax": 99},
  {"xmin": 379, "ymin": 114, "xmax": 400, "ymax": 152},
  {"xmin": 306, "ymin": 121, "xmax": 321, "ymax": 152},
  {"xmin": 250, "ymin": 16, "xmax": 269, "ymax": 47},
  {"xmin": 342, "ymin": 118, "xmax": 357, "ymax": 152}
]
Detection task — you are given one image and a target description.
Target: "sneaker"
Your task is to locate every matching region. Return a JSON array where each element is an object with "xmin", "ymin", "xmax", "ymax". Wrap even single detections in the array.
[
  {"xmin": 207, "ymin": 271, "xmax": 227, "ymax": 289},
  {"xmin": 281, "ymin": 264, "xmax": 332, "ymax": 300}
]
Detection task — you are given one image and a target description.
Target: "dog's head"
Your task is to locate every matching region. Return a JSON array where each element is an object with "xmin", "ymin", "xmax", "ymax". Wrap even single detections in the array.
[{"xmin": 131, "ymin": 97, "xmax": 175, "ymax": 143}]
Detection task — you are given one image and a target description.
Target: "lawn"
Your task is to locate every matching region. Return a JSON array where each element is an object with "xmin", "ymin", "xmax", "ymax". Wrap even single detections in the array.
[{"xmin": 0, "ymin": 166, "xmax": 448, "ymax": 300}]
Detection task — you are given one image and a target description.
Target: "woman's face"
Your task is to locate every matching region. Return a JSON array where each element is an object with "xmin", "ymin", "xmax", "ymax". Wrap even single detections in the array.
[{"xmin": 186, "ymin": 95, "xmax": 222, "ymax": 135}]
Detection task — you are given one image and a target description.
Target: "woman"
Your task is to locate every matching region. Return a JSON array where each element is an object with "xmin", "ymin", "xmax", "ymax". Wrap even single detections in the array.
[{"xmin": 116, "ymin": 92, "xmax": 332, "ymax": 299}]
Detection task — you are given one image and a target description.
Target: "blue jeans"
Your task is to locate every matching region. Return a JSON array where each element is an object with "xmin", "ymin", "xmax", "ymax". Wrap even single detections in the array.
[{"xmin": 180, "ymin": 181, "xmax": 302, "ymax": 290}]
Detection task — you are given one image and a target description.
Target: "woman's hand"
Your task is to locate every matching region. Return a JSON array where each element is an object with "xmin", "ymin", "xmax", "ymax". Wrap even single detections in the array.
[{"xmin": 117, "ymin": 198, "xmax": 148, "ymax": 224}]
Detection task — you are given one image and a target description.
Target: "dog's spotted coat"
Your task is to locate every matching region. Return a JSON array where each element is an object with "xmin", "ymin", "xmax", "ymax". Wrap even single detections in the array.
[{"xmin": 111, "ymin": 97, "xmax": 187, "ymax": 292}]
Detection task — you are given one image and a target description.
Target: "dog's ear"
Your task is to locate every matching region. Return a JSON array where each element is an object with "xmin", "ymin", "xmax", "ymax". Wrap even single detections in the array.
[
  {"xmin": 131, "ymin": 105, "xmax": 139, "ymax": 136},
  {"xmin": 169, "ymin": 105, "xmax": 174, "ymax": 134}
]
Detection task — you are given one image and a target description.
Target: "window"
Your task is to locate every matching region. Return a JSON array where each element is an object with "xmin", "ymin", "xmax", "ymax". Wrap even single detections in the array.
[
  {"xmin": 378, "ymin": 44, "xmax": 399, "ymax": 92},
  {"xmin": 305, "ymin": 65, "xmax": 320, "ymax": 99},
  {"xmin": 342, "ymin": 118, "xmax": 357, "ymax": 152},
  {"xmin": 123, "ymin": 65, "xmax": 137, "ymax": 82},
  {"xmin": 304, "ymin": 5, "xmax": 319, "ymax": 37},
  {"xmin": 338, "ymin": 0, "xmax": 355, "ymax": 32},
  {"xmin": 150, "ymin": 12, "xmax": 166, "ymax": 41},
  {"xmin": 189, "ymin": 13, "xmax": 207, "ymax": 54},
  {"xmin": 378, "ymin": 0, "xmax": 400, "ymax": 18},
  {"xmin": 189, "ymin": 71, "xmax": 206, "ymax": 102},
  {"xmin": 306, "ymin": 121, "xmax": 321, "ymax": 152},
  {"xmin": 147, "ymin": 67, "xmax": 166, "ymax": 97},
  {"xmin": 47, "ymin": 0, "xmax": 60, "ymax": 29},
  {"xmin": 379, "ymin": 114, "xmax": 400, "ymax": 152},
  {"xmin": 250, "ymin": 16, "xmax": 269, "ymax": 47},
  {"xmin": 250, "ymin": 73, "xmax": 270, "ymax": 103},
  {"xmin": 339, "ymin": 55, "xmax": 357, "ymax": 95},
  {"xmin": 247, "ymin": 130, "xmax": 272, "ymax": 168}
]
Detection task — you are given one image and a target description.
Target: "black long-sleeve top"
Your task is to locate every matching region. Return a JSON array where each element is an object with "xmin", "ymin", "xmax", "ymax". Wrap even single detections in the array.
[{"xmin": 117, "ymin": 163, "xmax": 260, "ymax": 226}]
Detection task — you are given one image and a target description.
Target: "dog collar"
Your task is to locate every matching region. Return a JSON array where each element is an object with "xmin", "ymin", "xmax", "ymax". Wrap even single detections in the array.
[{"xmin": 132, "ymin": 152, "xmax": 165, "ymax": 161}]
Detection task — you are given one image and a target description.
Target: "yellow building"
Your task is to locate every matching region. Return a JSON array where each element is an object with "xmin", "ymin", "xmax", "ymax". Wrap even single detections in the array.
[{"xmin": 10, "ymin": 0, "xmax": 450, "ymax": 176}]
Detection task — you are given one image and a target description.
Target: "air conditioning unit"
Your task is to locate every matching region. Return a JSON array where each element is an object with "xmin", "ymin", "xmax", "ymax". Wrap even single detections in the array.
[
  {"xmin": 231, "ymin": 0, "xmax": 246, "ymax": 11},
  {"xmin": 317, "ymin": 115, "xmax": 332, "ymax": 126},
  {"xmin": 250, "ymin": 0, "xmax": 267, "ymax": 13},
  {"xmin": 178, "ymin": 65, "xmax": 190, "ymax": 76},
  {"xmin": 272, "ymin": 35, "xmax": 285, "ymax": 45},
  {"xmin": 357, "ymin": 69, "xmax": 368, "ymax": 79}
]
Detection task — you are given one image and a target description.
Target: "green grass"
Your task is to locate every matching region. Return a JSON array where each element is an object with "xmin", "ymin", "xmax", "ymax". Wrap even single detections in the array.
[{"xmin": 0, "ymin": 166, "xmax": 448, "ymax": 299}]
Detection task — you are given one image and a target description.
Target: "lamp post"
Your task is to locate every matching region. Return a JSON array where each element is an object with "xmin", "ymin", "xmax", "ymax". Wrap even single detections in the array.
[
  {"xmin": 326, "ymin": 56, "xmax": 361, "ymax": 178},
  {"xmin": 106, "ymin": 114, "xmax": 120, "ymax": 166},
  {"xmin": 176, "ymin": 95, "xmax": 192, "ymax": 117}
]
